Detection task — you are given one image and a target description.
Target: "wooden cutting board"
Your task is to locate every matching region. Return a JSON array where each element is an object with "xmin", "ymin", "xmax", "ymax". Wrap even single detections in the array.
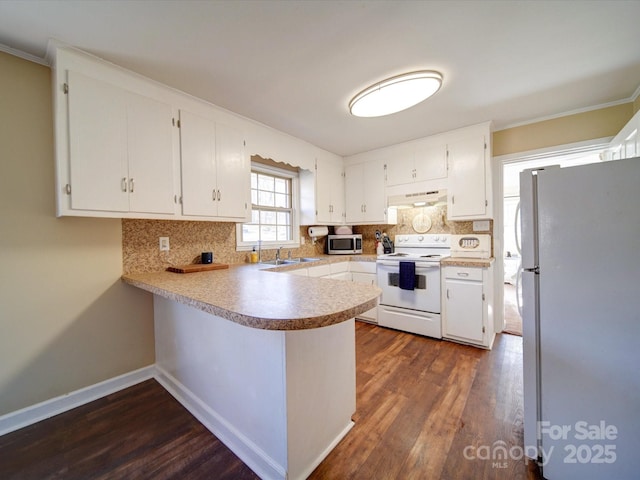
[{"xmin": 167, "ymin": 263, "xmax": 229, "ymax": 274}]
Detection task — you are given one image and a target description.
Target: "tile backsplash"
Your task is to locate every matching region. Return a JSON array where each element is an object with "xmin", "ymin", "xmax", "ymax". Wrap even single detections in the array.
[
  {"xmin": 122, "ymin": 219, "xmax": 327, "ymax": 274},
  {"xmin": 122, "ymin": 206, "xmax": 490, "ymax": 273}
]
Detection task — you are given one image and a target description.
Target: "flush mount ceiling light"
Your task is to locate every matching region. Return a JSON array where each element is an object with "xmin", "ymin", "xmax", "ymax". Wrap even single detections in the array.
[{"xmin": 349, "ymin": 70, "xmax": 443, "ymax": 117}]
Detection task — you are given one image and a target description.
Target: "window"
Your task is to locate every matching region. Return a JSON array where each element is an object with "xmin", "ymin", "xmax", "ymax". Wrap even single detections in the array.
[{"xmin": 236, "ymin": 164, "xmax": 300, "ymax": 250}]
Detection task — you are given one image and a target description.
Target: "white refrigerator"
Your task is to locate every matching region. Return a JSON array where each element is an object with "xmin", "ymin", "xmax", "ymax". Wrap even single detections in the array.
[{"xmin": 520, "ymin": 157, "xmax": 640, "ymax": 480}]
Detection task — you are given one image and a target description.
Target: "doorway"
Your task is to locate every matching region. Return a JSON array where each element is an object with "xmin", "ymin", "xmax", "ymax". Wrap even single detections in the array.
[{"xmin": 500, "ymin": 147, "xmax": 605, "ymax": 336}]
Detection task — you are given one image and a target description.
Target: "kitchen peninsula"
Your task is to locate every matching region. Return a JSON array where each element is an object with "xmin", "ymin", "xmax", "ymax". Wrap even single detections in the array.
[{"xmin": 122, "ymin": 263, "xmax": 380, "ymax": 480}]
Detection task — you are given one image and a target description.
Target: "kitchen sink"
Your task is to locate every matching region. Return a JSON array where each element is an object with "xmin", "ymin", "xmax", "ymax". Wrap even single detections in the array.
[
  {"xmin": 261, "ymin": 257, "xmax": 320, "ymax": 265},
  {"xmin": 288, "ymin": 257, "xmax": 320, "ymax": 263}
]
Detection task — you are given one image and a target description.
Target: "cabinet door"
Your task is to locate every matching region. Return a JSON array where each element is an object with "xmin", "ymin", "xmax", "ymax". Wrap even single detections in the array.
[
  {"xmin": 67, "ymin": 71, "xmax": 128, "ymax": 212},
  {"xmin": 362, "ymin": 159, "xmax": 387, "ymax": 223},
  {"xmin": 344, "ymin": 163, "xmax": 365, "ymax": 223},
  {"xmin": 414, "ymin": 139, "xmax": 447, "ymax": 182},
  {"xmin": 179, "ymin": 110, "xmax": 217, "ymax": 217},
  {"xmin": 447, "ymin": 135, "xmax": 487, "ymax": 219},
  {"xmin": 215, "ymin": 122, "xmax": 249, "ymax": 219},
  {"xmin": 385, "ymin": 143, "xmax": 414, "ymax": 186},
  {"xmin": 444, "ymin": 279, "xmax": 484, "ymax": 342},
  {"xmin": 126, "ymin": 92, "xmax": 175, "ymax": 214},
  {"xmin": 316, "ymin": 157, "xmax": 344, "ymax": 223}
]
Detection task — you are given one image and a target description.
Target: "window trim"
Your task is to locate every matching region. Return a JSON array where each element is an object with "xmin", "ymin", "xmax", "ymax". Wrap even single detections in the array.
[{"xmin": 236, "ymin": 163, "xmax": 300, "ymax": 251}]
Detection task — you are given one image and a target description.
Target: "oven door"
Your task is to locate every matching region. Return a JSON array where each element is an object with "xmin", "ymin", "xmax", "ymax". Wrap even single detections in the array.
[{"xmin": 376, "ymin": 260, "xmax": 441, "ymax": 313}]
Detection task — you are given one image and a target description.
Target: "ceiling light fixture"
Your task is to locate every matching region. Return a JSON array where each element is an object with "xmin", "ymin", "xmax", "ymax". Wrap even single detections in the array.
[{"xmin": 349, "ymin": 70, "xmax": 443, "ymax": 117}]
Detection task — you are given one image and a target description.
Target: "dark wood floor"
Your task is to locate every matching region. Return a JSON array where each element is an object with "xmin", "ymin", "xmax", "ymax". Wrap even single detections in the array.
[{"xmin": 0, "ymin": 323, "xmax": 541, "ymax": 479}]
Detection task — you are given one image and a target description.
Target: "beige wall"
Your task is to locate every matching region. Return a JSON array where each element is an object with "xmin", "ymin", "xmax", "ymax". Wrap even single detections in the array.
[
  {"xmin": 0, "ymin": 52, "xmax": 154, "ymax": 416},
  {"xmin": 493, "ymin": 103, "xmax": 634, "ymax": 156}
]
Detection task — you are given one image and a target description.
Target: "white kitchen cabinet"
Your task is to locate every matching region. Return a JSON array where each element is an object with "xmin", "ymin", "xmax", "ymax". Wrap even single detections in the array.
[
  {"xmin": 66, "ymin": 71, "xmax": 175, "ymax": 214},
  {"xmin": 442, "ymin": 265, "xmax": 494, "ymax": 349},
  {"xmin": 300, "ymin": 154, "xmax": 345, "ymax": 225},
  {"xmin": 345, "ymin": 159, "xmax": 389, "ymax": 224},
  {"xmin": 279, "ymin": 260, "xmax": 379, "ymax": 322},
  {"xmin": 349, "ymin": 262, "xmax": 378, "ymax": 323},
  {"xmin": 446, "ymin": 123, "xmax": 493, "ymax": 220},
  {"xmin": 385, "ymin": 137, "xmax": 447, "ymax": 187},
  {"xmin": 316, "ymin": 156, "xmax": 345, "ymax": 224},
  {"xmin": 307, "ymin": 264, "xmax": 332, "ymax": 278},
  {"xmin": 179, "ymin": 109, "xmax": 250, "ymax": 221}
]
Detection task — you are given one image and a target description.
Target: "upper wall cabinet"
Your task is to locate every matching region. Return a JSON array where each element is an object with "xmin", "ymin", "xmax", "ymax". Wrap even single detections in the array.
[
  {"xmin": 300, "ymin": 153, "xmax": 345, "ymax": 225},
  {"xmin": 385, "ymin": 137, "xmax": 447, "ymax": 187},
  {"xmin": 179, "ymin": 110, "xmax": 249, "ymax": 221},
  {"xmin": 345, "ymin": 158, "xmax": 391, "ymax": 224},
  {"xmin": 446, "ymin": 123, "xmax": 493, "ymax": 221},
  {"xmin": 65, "ymin": 71, "xmax": 175, "ymax": 215}
]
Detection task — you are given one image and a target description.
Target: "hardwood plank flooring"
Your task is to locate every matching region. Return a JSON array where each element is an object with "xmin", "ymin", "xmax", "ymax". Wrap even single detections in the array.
[{"xmin": 0, "ymin": 323, "xmax": 541, "ymax": 479}]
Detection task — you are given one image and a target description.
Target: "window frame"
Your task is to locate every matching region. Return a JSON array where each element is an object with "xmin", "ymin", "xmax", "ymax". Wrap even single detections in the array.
[{"xmin": 236, "ymin": 163, "xmax": 300, "ymax": 251}]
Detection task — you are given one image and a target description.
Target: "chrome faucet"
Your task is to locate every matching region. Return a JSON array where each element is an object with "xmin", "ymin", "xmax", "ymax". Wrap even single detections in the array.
[{"xmin": 276, "ymin": 246, "xmax": 283, "ymax": 262}]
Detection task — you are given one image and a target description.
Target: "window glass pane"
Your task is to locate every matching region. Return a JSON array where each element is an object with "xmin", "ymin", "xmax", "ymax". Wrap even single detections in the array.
[
  {"xmin": 260, "ymin": 210, "xmax": 276, "ymax": 225},
  {"xmin": 251, "ymin": 172, "xmax": 257, "ymax": 189},
  {"xmin": 274, "ymin": 193, "xmax": 289, "ymax": 208},
  {"xmin": 251, "ymin": 189, "xmax": 258, "ymax": 205},
  {"xmin": 258, "ymin": 174, "xmax": 274, "ymax": 191},
  {"xmin": 274, "ymin": 177, "xmax": 288, "ymax": 194},
  {"xmin": 251, "ymin": 210, "xmax": 259, "ymax": 223},
  {"xmin": 261, "ymin": 225, "xmax": 277, "ymax": 241},
  {"xmin": 277, "ymin": 211, "xmax": 290, "ymax": 225},
  {"xmin": 243, "ymin": 224, "xmax": 259, "ymax": 243},
  {"xmin": 276, "ymin": 226, "xmax": 289, "ymax": 241},
  {"xmin": 258, "ymin": 190, "xmax": 274, "ymax": 207}
]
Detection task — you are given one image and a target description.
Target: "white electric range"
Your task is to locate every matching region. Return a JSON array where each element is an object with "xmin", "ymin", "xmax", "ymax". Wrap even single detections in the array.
[{"xmin": 376, "ymin": 234, "xmax": 451, "ymax": 338}]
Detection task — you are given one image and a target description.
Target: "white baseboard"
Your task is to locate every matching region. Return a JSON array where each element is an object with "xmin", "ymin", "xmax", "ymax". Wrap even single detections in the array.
[
  {"xmin": 154, "ymin": 366, "xmax": 286, "ymax": 480},
  {"xmin": 0, "ymin": 365, "xmax": 155, "ymax": 437}
]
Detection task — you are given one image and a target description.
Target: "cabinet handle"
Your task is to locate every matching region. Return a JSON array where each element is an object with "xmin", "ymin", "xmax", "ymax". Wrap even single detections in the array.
[
  {"xmin": 217, "ymin": 189, "xmax": 221, "ymax": 201},
  {"xmin": 121, "ymin": 177, "xmax": 127, "ymax": 192},
  {"xmin": 364, "ymin": 204, "xmax": 367, "ymax": 213},
  {"xmin": 446, "ymin": 289, "xmax": 450, "ymax": 299},
  {"xmin": 457, "ymin": 272, "xmax": 469, "ymax": 277},
  {"xmin": 212, "ymin": 189, "xmax": 216, "ymax": 201},
  {"xmin": 129, "ymin": 178, "xmax": 134, "ymax": 193}
]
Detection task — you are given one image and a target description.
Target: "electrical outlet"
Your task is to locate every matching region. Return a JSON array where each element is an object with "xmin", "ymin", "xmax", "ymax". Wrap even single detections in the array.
[{"xmin": 159, "ymin": 237, "xmax": 170, "ymax": 251}]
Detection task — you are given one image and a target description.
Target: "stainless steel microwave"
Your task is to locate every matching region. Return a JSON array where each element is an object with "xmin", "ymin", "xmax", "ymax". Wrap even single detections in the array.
[{"xmin": 327, "ymin": 234, "xmax": 362, "ymax": 254}]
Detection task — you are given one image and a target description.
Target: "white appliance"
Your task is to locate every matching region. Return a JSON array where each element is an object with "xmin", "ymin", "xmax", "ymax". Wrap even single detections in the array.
[
  {"xmin": 376, "ymin": 234, "xmax": 450, "ymax": 338},
  {"xmin": 327, "ymin": 234, "xmax": 362, "ymax": 254},
  {"xmin": 520, "ymin": 158, "xmax": 640, "ymax": 480}
]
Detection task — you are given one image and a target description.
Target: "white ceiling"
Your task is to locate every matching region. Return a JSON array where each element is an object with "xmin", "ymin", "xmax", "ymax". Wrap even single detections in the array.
[{"xmin": 1, "ymin": 0, "xmax": 639, "ymax": 157}]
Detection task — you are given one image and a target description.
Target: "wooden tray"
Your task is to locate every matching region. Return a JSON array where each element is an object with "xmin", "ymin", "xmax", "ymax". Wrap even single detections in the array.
[{"xmin": 167, "ymin": 263, "xmax": 229, "ymax": 274}]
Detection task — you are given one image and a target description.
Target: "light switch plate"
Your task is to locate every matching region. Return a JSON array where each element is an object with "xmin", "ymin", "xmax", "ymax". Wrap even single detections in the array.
[{"xmin": 473, "ymin": 220, "xmax": 490, "ymax": 232}]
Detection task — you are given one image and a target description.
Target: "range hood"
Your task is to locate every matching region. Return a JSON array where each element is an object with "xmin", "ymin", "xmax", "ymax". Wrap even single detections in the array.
[{"xmin": 387, "ymin": 189, "xmax": 447, "ymax": 209}]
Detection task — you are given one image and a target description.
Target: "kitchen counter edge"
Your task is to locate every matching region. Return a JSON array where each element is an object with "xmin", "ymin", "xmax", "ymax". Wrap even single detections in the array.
[{"xmin": 121, "ymin": 256, "xmax": 380, "ymax": 331}]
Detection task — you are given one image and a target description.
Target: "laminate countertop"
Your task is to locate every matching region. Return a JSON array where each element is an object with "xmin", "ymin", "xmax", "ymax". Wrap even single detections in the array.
[
  {"xmin": 440, "ymin": 256, "xmax": 495, "ymax": 268},
  {"xmin": 122, "ymin": 256, "xmax": 381, "ymax": 331}
]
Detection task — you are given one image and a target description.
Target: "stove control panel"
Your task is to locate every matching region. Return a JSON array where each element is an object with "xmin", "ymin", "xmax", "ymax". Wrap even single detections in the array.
[{"xmin": 395, "ymin": 234, "xmax": 450, "ymax": 248}]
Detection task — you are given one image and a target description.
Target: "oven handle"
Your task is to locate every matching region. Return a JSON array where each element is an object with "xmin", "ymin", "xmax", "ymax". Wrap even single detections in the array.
[{"xmin": 377, "ymin": 261, "xmax": 440, "ymax": 269}]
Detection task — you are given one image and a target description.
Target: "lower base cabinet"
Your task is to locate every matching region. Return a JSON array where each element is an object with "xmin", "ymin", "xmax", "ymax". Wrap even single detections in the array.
[
  {"xmin": 284, "ymin": 261, "xmax": 378, "ymax": 323},
  {"xmin": 442, "ymin": 264, "xmax": 495, "ymax": 349}
]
